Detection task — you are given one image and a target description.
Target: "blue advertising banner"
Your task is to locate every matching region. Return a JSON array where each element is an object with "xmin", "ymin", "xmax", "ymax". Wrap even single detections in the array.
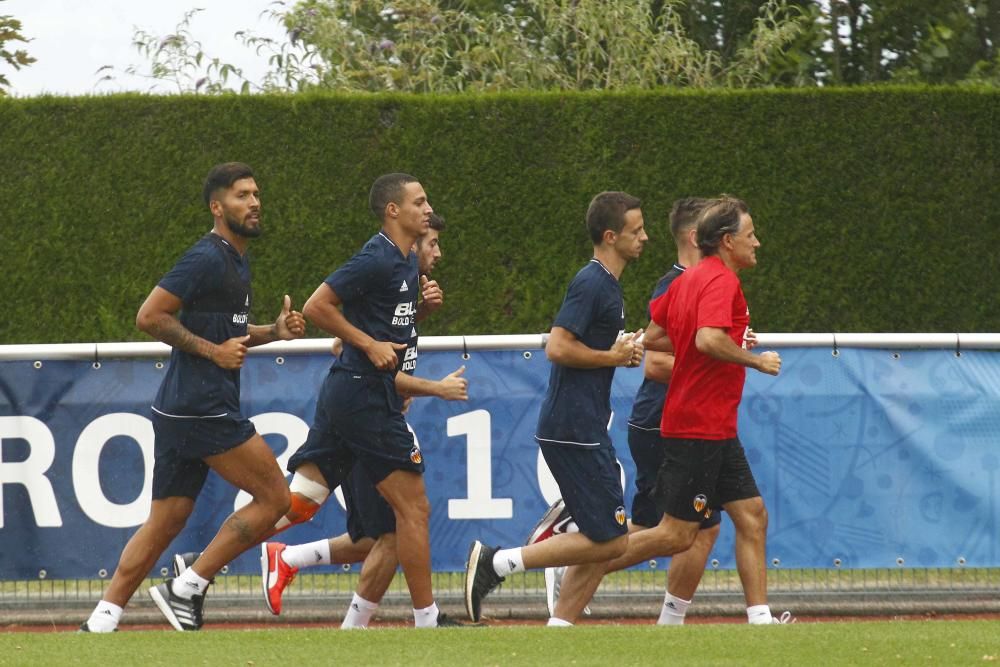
[{"xmin": 1, "ymin": 347, "xmax": 998, "ymax": 579}]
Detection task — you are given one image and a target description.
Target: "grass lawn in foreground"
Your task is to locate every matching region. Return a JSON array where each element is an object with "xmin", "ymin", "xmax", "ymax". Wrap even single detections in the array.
[{"xmin": 1, "ymin": 619, "xmax": 998, "ymax": 666}]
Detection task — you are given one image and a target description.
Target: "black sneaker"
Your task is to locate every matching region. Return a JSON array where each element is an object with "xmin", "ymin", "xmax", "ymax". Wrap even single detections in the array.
[
  {"xmin": 172, "ymin": 552, "xmax": 216, "ymax": 585},
  {"xmin": 172, "ymin": 552, "xmax": 199, "ymax": 578},
  {"xmin": 435, "ymin": 612, "xmax": 479, "ymax": 627},
  {"xmin": 464, "ymin": 541, "xmax": 505, "ymax": 623},
  {"xmin": 78, "ymin": 621, "xmax": 119, "ymax": 633},
  {"xmin": 148, "ymin": 579, "xmax": 204, "ymax": 631},
  {"xmin": 78, "ymin": 609, "xmax": 119, "ymax": 633}
]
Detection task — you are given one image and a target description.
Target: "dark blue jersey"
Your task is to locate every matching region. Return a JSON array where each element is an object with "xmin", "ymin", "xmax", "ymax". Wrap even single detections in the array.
[
  {"xmin": 536, "ymin": 260, "xmax": 625, "ymax": 447},
  {"xmin": 325, "ymin": 232, "xmax": 419, "ymax": 377},
  {"xmin": 627, "ymin": 264, "xmax": 685, "ymax": 431},
  {"xmin": 153, "ymin": 233, "xmax": 252, "ymax": 418}
]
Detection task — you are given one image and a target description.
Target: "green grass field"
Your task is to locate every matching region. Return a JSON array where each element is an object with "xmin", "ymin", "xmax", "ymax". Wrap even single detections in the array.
[{"xmin": 1, "ymin": 620, "xmax": 998, "ymax": 666}]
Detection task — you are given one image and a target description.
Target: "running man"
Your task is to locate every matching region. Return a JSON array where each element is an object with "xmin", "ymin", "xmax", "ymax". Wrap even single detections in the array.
[
  {"xmin": 80, "ymin": 162, "xmax": 306, "ymax": 633},
  {"xmin": 640, "ymin": 196, "xmax": 789, "ymax": 625},
  {"xmin": 267, "ymin": 173, "xmax": 458, "ymax": 627},
  {"xmin": 464, "ymin": 191, "xmax": 647, "ymax": 625},
  {"xmin": 257, "ymin": 213, "xmax": 468, "ymax": 628},
  {"xmin": 528, "ymin": 197, "xmax": 723, "ymax": 624}
]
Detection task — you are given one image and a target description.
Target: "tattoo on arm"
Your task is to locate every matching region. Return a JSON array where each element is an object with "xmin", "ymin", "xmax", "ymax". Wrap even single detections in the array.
[{"xmin": 147, "ymin": 314, "xmax": 215, "ymax": 360}]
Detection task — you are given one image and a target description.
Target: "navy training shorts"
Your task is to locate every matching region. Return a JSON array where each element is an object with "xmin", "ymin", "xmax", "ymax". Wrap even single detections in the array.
[
  {"xmin": 289, "ymin": 369, "xmax": 423, "ymax": 491},
  {"xmin": 151, "ymin": 411, "xmax": 257, "ymax": 500},
  {"xmin": 537, "ymin": 440, "xmax": 628, "ymax": 543}
]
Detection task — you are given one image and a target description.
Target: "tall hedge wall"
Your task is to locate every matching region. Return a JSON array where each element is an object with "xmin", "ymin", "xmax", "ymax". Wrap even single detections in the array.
[{"xmin": 1, "ymin": 87, "xmax": 997, "ymax": 344}]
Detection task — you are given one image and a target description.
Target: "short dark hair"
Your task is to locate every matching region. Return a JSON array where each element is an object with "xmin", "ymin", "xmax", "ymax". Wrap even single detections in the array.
[
  {"xmin": 417, "ymin": 212, "xmax": 445, "ymax": 250},
  {"xmin": 369, "ymin": 173, "xmax": 419, "ymax": 220},
  {"xmin": 585, "ymin": 191, "xmax": 642, "ymax": 244},
  {"xmin": 696, "ymin": 196, "xmax": 749, "ymax": 256},
  {"xmin": 669, "ymin": 197, "xmax": 712, "ymax": 244},
  {"xmin": 428, "ymin": 212, "xmax": 446, "ymax": 231},
  {"xmin": 203, "ymin": 162, "xmax": 254, "ymax": 206}
]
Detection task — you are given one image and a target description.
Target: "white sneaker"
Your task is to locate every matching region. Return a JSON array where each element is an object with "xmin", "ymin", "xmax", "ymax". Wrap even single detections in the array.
[
  {"xmin": 772, "ymin": 611, "xmax": 796, "ymax": 624},
  {"xmin": 544, "ymin": 566, "xmax": 590, "ymax": 617}
]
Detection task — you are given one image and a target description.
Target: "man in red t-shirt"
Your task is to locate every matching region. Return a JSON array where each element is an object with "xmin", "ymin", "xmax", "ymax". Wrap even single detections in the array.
[{"xmin": 628, "ymin": 196, "xmax": 788, "ymax": 624}]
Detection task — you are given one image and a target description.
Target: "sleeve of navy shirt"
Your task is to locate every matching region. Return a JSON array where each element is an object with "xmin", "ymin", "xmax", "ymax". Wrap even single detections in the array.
[
  {"xmin": 324, "ymin": 242, "xmax": 391, "ymax": 302},
  {"xmin": 552, "ymin": 270, "xmax": 597, "ymax": 340},
  {"xmin": 157, "ymin": 243, "xmax": 220, "ymax": 304}
]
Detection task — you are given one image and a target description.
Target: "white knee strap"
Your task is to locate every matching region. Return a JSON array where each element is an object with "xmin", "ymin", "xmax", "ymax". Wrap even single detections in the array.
[{"xmin": 289, "ymin": 472, "xmax": 330, "ymax": 505}]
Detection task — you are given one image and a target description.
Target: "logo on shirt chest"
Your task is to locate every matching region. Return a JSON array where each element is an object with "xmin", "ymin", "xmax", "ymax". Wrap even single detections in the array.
[
  {"xmin": 393, "ymin": 301, "xmax": 416, "ymax": 326},
  {"xmin": 232, "ymin": 293, "xmax": 250, "ymax": 325}
]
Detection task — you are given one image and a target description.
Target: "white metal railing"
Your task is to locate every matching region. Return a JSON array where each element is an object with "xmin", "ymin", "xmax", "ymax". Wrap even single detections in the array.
[{"xmin": 0, "ymin": 333, "xmax": 998, "ymax": 361}]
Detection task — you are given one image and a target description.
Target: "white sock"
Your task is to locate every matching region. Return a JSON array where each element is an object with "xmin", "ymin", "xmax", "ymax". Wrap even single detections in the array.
[
  {"xmin": 547, "ymin": 617, "xmax": 573, "ymax": 627},
  {"xmin": 171, "ymin": 567, "xmax": 210, "ymax": 599},
  {"xmin": 413, "ymin": 602, "xmax": 440, "ymax": 628},
  {"xmin": 657, "ymin": 592, "xmax": 691, "ymax": 625},
  {"xmin": 85, "ymin": 600, "xmax": 123, "ymax": 632},
  {"xmin": 281, "ymin": 539, "xmax": 332, "ymax": 569},
  {"xmin": 492, "ymin": 547, "xmax": 525, "ymax": 577},
  {"xmin": 747, "ymin": 604, "xmax": 773, "ymax": 625},
  {"xmin": 341, "ymin": 593, "xmax": 379, "ymax": 629}
]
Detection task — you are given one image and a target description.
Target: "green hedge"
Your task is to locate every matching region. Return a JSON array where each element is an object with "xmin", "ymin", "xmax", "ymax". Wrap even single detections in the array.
[{"xmin": 1, "ymin": 87, "xmax": 997, "ymax": 344}]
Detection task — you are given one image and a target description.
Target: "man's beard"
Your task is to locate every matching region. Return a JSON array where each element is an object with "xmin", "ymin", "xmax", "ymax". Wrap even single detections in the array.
[{"xmin": 225, "ymin": 211, "xmax": 262, "ymax": 238}]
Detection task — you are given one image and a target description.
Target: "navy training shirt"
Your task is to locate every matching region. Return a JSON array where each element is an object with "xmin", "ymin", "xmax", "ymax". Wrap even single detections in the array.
[
  {"xmin": 153, "ymin": 233, "xmax": 251, "ymax": 418},
  {"xmin": 627, "ymin": 264, "xmax": 685, "ymax": 431},
  {"xmin": 535, "ymin": 259, "xmax": 626, "ymax": 447},
  {"xmin": 325, "ymin": 232, "xmax": 419, "ymax": 377}
]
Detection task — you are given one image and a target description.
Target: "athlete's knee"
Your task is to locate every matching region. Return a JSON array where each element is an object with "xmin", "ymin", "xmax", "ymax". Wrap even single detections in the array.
[
  {"xmin": 375, "ymin": 532, "xmax": 397, "ymax": 549},
  {"xmin": 393, "ymin": 492, "xmax": 430, "ymax": 525},
  {"xmin": 730, "ymin": 497, "xmax": 768, "ymax": 536},
  {"xmin": 655, "ymin": 517, "xmax": 699, "ymax": 553},
  {"xmin": 147, "ymin": 499, "xmax": 195, "ymax": 539},
  {"xmin": 277, "ymin": 473, "xmax": 330, "ymax": 528},
  {"xmin": 261, "ymin": 484, "xmax": 292, "ymax": 519},
  {"xmin": 604, "ymin": 533, "xmax": 629, "ymax": 559},
  {"xmin": 699, "ymin": 521, "xmax": 722, "ymax": 545},
  {"xmin": 745, "ymin": 498, "xmax": 767, "ymax": 531}
]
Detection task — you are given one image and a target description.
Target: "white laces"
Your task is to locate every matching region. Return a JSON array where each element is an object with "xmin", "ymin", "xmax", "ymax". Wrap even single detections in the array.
[{"xmin": 772, "ymin": 611, "xmax": 796, "ymax": 624}]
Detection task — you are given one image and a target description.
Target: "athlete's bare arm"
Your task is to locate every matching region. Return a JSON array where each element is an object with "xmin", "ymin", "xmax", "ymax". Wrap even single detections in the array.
[
  {"xmin": 643, "ymin": 348, "xmax": 675, "ymax": 383},
  {"xmin": 303, "ymin": 282, "xmax": 405, "ymax": 371},
  {"xmin": 545, "ymin": 326, "xmax": 642, "ymax": 369},
  {"xmin": 695, "ymin": 327, "xmax": 780, "ymax": 375},
  {"xmin": 137, "ymin": 286, "xmax": 247, "ymax": 369},
  {"xmin": 395, "ymin": 366, "xmax": 468, "ymax": 400},
  {"xmin": 642, "ymin": 319, "xmax": 674, "ymax": 353}
]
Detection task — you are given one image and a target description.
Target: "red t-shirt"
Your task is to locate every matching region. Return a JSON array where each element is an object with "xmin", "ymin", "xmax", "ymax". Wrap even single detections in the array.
[{"xmin": 649, "ymin": 255, "xmax": 750, "ymax": 440}]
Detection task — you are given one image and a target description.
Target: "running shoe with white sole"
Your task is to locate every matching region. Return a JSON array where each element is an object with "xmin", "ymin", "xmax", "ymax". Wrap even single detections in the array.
[
  {"xmin": 543, "ymin": 563, "xmax": 591, "ymax": 617},
  {"xmin": 260, "ymin": 542, "xmax": 298, "ymax": 615},
  {"xmin": 464, "ymin": 541, "xmax": 505, "ymax": 622},
  {"xmin": 148, "ymin": 579, "xmax": 204, "ymax": 631}
]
